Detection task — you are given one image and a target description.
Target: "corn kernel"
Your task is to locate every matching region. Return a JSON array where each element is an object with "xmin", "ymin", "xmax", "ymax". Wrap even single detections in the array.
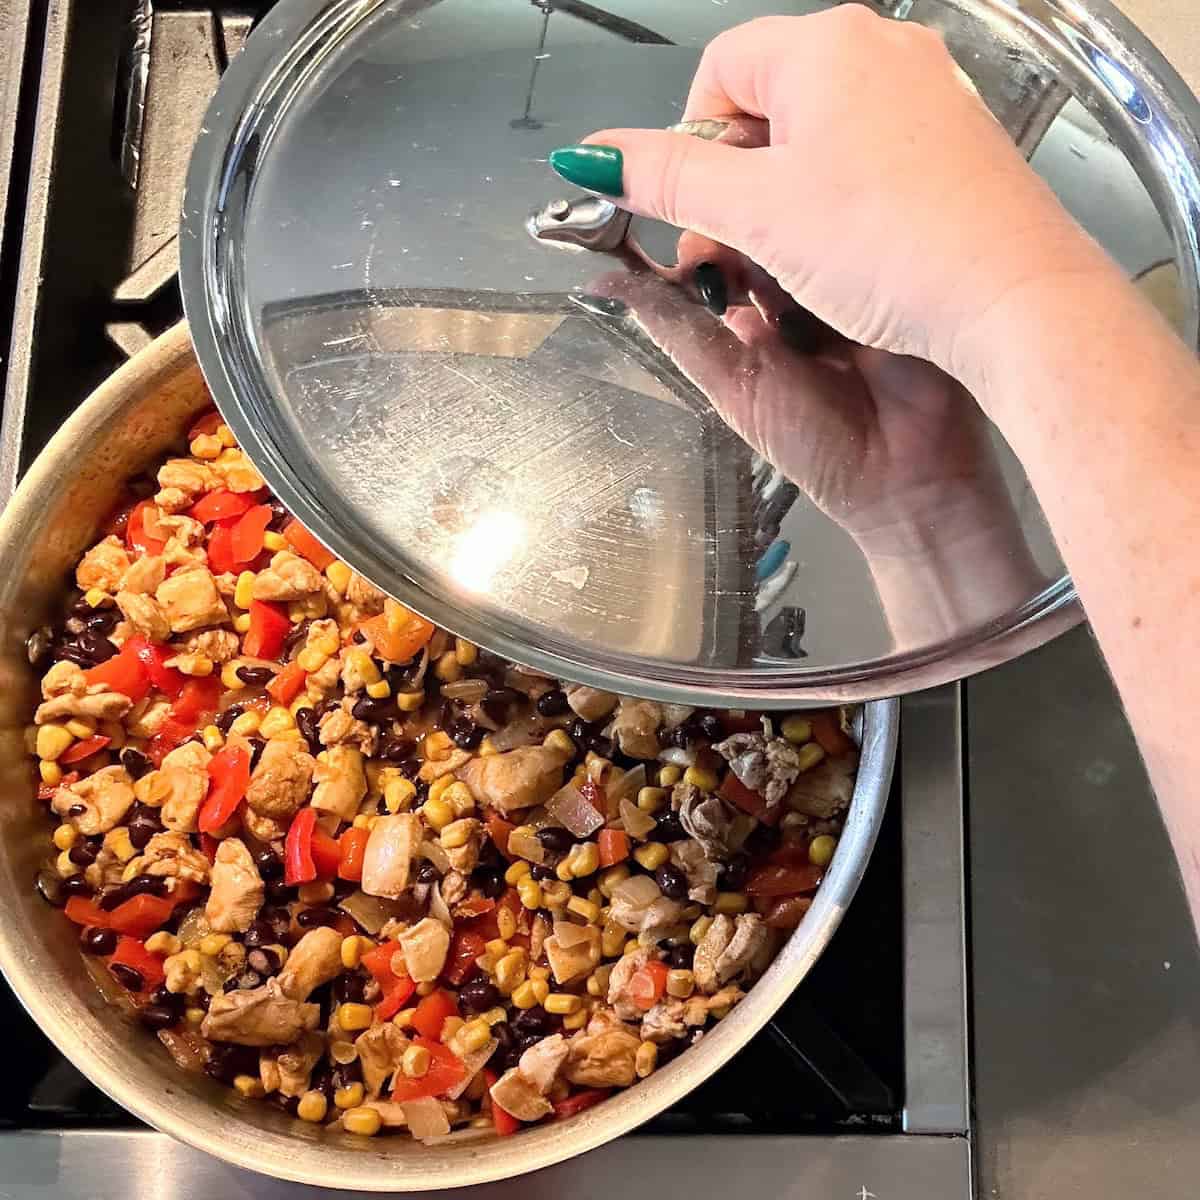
[
  {"xmin": 393, "ymin": 1007, "xmax": 417, "ymax": 1029},
  {"xmin": 425, "ymin": 774, "xmax": 453, "ymax": 806},
  {"xmin": 714, "ymin": 892, "xmax": 748, "ymax": 915},
  {"xmin": 496, "ymin": 905, "xmax": 517, "ymax": 941},
  {"xmin": 597, "ymin": 864, "xmax": 630, "ymax": 898},
  {"xmin": 233, "ymin": 571, "xmax": 256, "ymax": 610},
  {"xmin": 504, "ymin": 860, "xmax": 531, "ymax": 885},
  {"xmin": 83, "ymin": 588, "xmax": 110, "ymax": 608},
  {"xmin": 337, "ymin": 1002, "xmax": 374, "ymax": 1032},
  {"xmin": 689, "ymin": 916, "xmax": 713, "ymax": 945},
  {"xmin": 658, "ymin": 765, "xmax": 682, "ymax": 787},
  {"xmin": 105, "ymin": 827, "xmax": 137, "ymax": 864},
  {"xmin": 346, "ymin": 649, "xmax": 381, "ymax": 686},
  {"xmin": 52, "ymin": 824, "xmax": 76, "ymax": 851},
  {"xmin": 216, "ymin": 423, "xmax": 237, "ymax": 448},
  {"xmin": 233, "ymin": 1073, "xmax": 265, "ymax": 1099},
  {"xmin": 574, "ymin": 842, "xmax": 600, "ymax": 877},
  {"xmin": 478, "ymin": 735, "xmax": 499, "ymax": 757},
  {"xmin": 220, "ymin": 662, "xmax": 245, "ymax": 690},
  {"xmin": 601, "ymin": 920, "xmax": 625, "ymax": 958},
  {"xmin": 454, "ymin": 638, "xmax": 478, "ymax": 666},
  {"xmin": 635, "ymin": 1041, "xmax": 658, "ymax": 1078},
  {"xmin": 36, "ymin": 724, "xmax": 74, "ymax": 762},
  {"xmin": 343, "ymin": 1106, "xmax": 382, "ymax": 1137},
  {"xmin": 442, "ymin": 781, "xmax": 475, "ymax": 816},
  {"xmin": 325, "ymin": 561, "xmax": 352, "ymax": 595},
  {"xmin": 384, "ymin": 777, "xmax": 416, "ymax": 814},
  {"xmin": 184, "ymin": 1007, "xmax": 205, "ymax": 1029},
  {"xmin": 440, "ymin": 1016, "xmax": 465, "ymax": 1044},
  {"xmin": 233, "ymin": 612, "xmax": 251, "ymax": 634},
  {"xmin": 666, "ymin": 968, "xmax": 695, "ymax": 999},
  {"xmin": 296, "ymin": 647, "xmax": 328, "ymax": 673},
  {"xmin": 229, "ymin": 710, "xmax": 262, "ymax": 737},
  {"xmin": 587, "ymin": 963, "xmax": 614, "ymax": 997},
  {"xmin": 99, "ymin": 720, "xmax": 126, "ymax": 750},
  {"xmin": 395, "ymin": 690, "xmax": 424, "ymax": 712},
  {"xmin": 297, "ymin": 1090, "xmax": 328, "ymax": 1123},
  {"xmin": 334, "ymin": 1082, "xmax": 365, "ymax": 1110},
  {"xmin": 402, "ymin": 1043, "xmax": 430, "ymax": 1077},
  {"xmin": 63, "ymin": 716, "xmax": 96, "ymax": 739},
  {"xmin": 808, "ymin": 834, "xmax": 838, "ymax": 867},
  {"xmin": 567, "ymin": 896, "xmax": 601, "ymax": 924},
  {"xmin": 201, "ymin": 724, "xmax": 225, "ymax": 752},
  {"xmin": 421, "ymin": 796, "xmax": 453, "ymax": 832},
  {"xmin": 460, "ymin": 1019, "xmax": 492, "ymax": 1054},
  {"xmin": 530, "ymin": 979, "xmax": 551, "ymax": 1005},
  {"xmin": 298, "ymin": 881, "xmax": 334, "ymax": 904},
  {"xmin": 542, "ymin": 728, "xmax": 575, "ymax": 758},
  {"xmin": 330, "ymin": 1040, "xmax": 358, "ymax": 1066},
  {"xmin": 796, "ymin": 742, "xmax": 826, "ymax": 772},
  {"xmin": 433, "ymin": 651, "xmax": 462, "ymax": 683},
  {"xmin": 510, "ymin": 980, "xmax": 539, "ymax": 1009},
  {"xmin": 259, "ymin": 706, "xmax": 296, "ymax": 739},
  {"xmin": 517, "ymin": 877, "xmax": 542, "ymax": 910},
  {"xmin": 683, "ymin": 766, "xmax": 718, "ymax": 792},
  {"xmin": 262, "ymin": 530, "xmax": 287, "ymax": 552},
  {"xmin": 145, "ymin": 931, "xmax": 182, "ymax": 957},
  {"xmin": 482, "ymin": 941, "xmax": 508, "ymax": 965},
  {"xmin": 422, "ymin": 730, "xmax": 453, "ymax": 763},
  {"xmin": 199, "ymin": 932, "xmax": 232, "ymax": 957},
  {"xmin": 495, "ymin": 950, "xmax": 527, "ymax": 994},
  {"xmin": 527, "ymin": 965, "xmax": 550, "ymax": 983},
  {"xmin": 362, "ymin": 679, "xmax": 389, "ymax": 701},
  {"xmin": 563, "ymin": 1007, "xmax": 590, "ymax": 1031},
  {"xmin": 636, "ymin": 786, "xmax": 667, "ymax": 814},
  {"xmin": 483, "ymin": 1006, "xmax": 507, "ymax": 1026},
  {"xmin": 541, "ymin": 880, "xmax": 571, "ymax": 908},
  {"xmin": 190, "ymin": 433, "xmax": 222, "ymax": 459},
  {"xmin": 633, "ymin": 842, "xmax": 669, "ymax": 871},
  {"xmin": 781, "ymin": 715, "xmax": 813, "ymax": 745}
]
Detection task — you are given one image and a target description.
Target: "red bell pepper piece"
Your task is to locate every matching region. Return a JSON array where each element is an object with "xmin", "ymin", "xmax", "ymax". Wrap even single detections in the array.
[
  {"xmin": 454, "ymin": 896, "xmax": 495, "ymax": 920},
  {"xmin": 65, "ymin": 896, "xmax": 112, "ymax": 928},
  {"xmin": 82, "ymin": 643, "xmax": 151, "ymax": 702},
  {"xmin": 484, "ymin": 1069, "xmax": 522, "ymax": 1135},
  {"xmin": 552, "ymin": 1089, "xmax": 611, "ymax": 1120},
  {"xmin": 126, "ymin": 498, "xmax": 166, "ymax": 556},
  {"xmin": 109, "ymin": 893, "xmax": 176, "ymax": 939},
  {"xmin": 719, "ymin": 771, "xmax": 781, "ymax": 826},
  {"xmin": 188, "ymin": 489, "xmax": 260, "ymax": 524},
  {"xmin": 108, "ymin": 936, "xmax": 166, "ymax": 990},
  {"xmin": 126, "ymin": 636, "xmax": 186, "ymax": 698},
  {"xmin": 597, "ymin": 828, "xmax": 629, "ymax": 867},
  {"xmin": 230, "ymin": 503, "xmax": 273, "ymax": 564},
  {"xmin": 441, "ymin": 930, "xmax": 486, "ymax": 986},
  {"xmin": 746, "ymin": 862, "xmax": 824, "ymax": 897},
  {"xmin": 762, "ymin": 895, "xmax": 814, "ymax": 929},
  {"xmin": 357, "ymin": 608, "xmax": 435, "ymax": 664},
  {"xmin": 463, "ymin": 888, "xmax": 520, "ymax": 942},
  {"xmin": 187, "ymin": 409, "xmax": 222, "ymax": 442},
  {"xmin": 198, "ymin": 742, "xmax": 252, "ymax": 834},
  {"xmin": 266, "ymin": 660, "xmax": 307, "ymax": 705},
  {"xmin": 810, "ymin": 709, "xmax": 854, "ymax": 757},
  {"xmin": 204, "ymin": 520, "xmax": 239, "ymax": 575},
  {"xmin": 626, "ymin": 959, "xmax": 669, "ymax": 1012},
  {"xmin": 311, "ymin": 828, "xmax": 341, "ymax": 880},
  {"xmin": 411, "ymin": 988, "xmax": 459, "ymax": 1040},
  {"xmin": 58, "ymin": 734, "xmax": 111, "ymax": 765},
  {"xmin": 281, "ymin": 518, "xmax": 335, "ymax": 570},
  {"xmin": 484, "ymin": 811, "xmax": 515, "ymax": 858},
  {"xmin": 361, "ymin": 940, "xmax": 416, "ymax": 1020},
  {"xmin": 390, "ymin": 1037, "xmax": 466, "ymax": 1102},
  {"xmin": 146, "ymin": 676, "xmax": 222, "ymax": 765},
  {"xmin": 243, "ymin": 599, "xmax": 290, "ymax": 659},
  {"xmin": 200, "ymin": 832, "xmax": 220, "ymax": 863},
  {"xmin": 39, "ymin": 770, "xmax": 78, "ymax": 800},
  {"xmin": 284, "ymin": 807, "xmax": 320, "ymax": 885},
  {"xmin": 336, "ymin": 827, "xmax": 369, "ymax": 882}
]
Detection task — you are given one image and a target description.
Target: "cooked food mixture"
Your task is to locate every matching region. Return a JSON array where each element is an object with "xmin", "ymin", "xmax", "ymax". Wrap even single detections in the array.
[{"xmin": 28, "ymin": 409, "xmax": 858, "ymax": 1141}]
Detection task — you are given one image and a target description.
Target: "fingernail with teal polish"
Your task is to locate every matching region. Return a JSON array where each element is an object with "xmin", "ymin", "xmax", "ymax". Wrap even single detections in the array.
[{"xmin": 548, "ymin": 144, "xmax": 623, "ymax": 197}]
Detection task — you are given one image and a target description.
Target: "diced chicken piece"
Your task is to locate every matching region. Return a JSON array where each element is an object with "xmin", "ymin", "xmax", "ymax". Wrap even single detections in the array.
[
  {"xmin": 713, "ymin": 914, "xmax": 769, "ymax": 986},
  {"xmin": 361, "ymin": 813, "xmax": 422, "ymax": 899},
  {"xmin": 607, "ymin": 946, "xmax": 652, "ymax": 1021},
  {"xmin": 346, "ymin": 572, "xmax": 385, "ymax": 616},
  {"xmin": 544, "ymin": 925, "xmax": 602, "ymax": 985},
  {"xmin": 441, "ymin": 870, "xmax": 469, "ymax": 910},
  {"xmin": 243, "ymin": 807, "xmax": 288, "ymax": 844},
  {"xmin": 518, "ymin": 1033, "xmax": 569, "ymax": 1093},
  {"xmin": 200, "ymin": 977, "xmax": 319, "ymax": 1046},
  {"xmin": 636, "ymin": 897, "xmax": 686, "ymax": 947},
  {"xmin": 141, "ymin": 507, "xmax": 206, "ymax": 550},
  {"xmin": 669, "ymin": 840, "xmax": 720, "ymax": 905},
  {"xmin": 310, "ymin": 746, "xmax": 367, "ymax": 822},
  {"xmin": 155, "ymin": 458, "xmax": 217, "ymax": 513},
  {"xmin": 35, "ymin": 687, "xmax": 131, "ymax": 725},
  {"xmin": 76, "ymin": 537, "xmax": 132, "ymax": 592},
  {"xmin": 417, "ymin": 747, "xmax": 471, "ymax": 783},
  {"xmin": 178, "ymin": 629, "xmax": 240, "ymax": 663},
  {"xmin": 157, "ymin": 741, "xmax": 212, "ymax": 834},
  {"xmin": 204, "ymin": 838, "xmax": 264, "ymax": 933},
  {"xmin": 155, "ymin": 567, "xmax": 228, "ymax": 633},
  {"xmin": 456, "ymin": 745, "xmax": 569, "ymax": 815},
  {"xmin": 443, "ymin": 818, "xmax": 482, "ymax": 874},
  {"xmin": 564, "ymin": 1020, "xmax": 641, "ymax": 1087},
  {"xmin": 272, "ymin": 1030, "xmax": 325, "ymax": 1097},
  {"xmin": 713, "ymin": 727, "xmax": 802, "ymax": 810},
  {"xmin": 565, "ymin": 685, "xmax": 618, "ymax": 722},
  {"xmin": 489, "ymin": 1068, "xmax": 553, "ymax": 1123},
  {"xmin": 786, "ymin": 752, "xmax": 857, "ymax": 819},
  {"xmin": 640, "ymin": 1001, "xmax": 688, "ymax": 1044},
  {"xmin": 245, "ymin": 738, "xmax": 315, "ymax": 820},
  {"xmin": 40, "ymin": 661, "xmax": 87, "ymax": 700},
  {"xmin": 317, "ymin": 703, "xmax": 378, "ymax": 755},
  {"xmin": 84, "ymin": 844, "xmax": 127, "ymax": 890},
  {"xmin": 114, "ymin": 590, "xmax": 170, "ymax": 640},
  {"xmin": 135, "ymin": 831, "xmax": 211, "ymax": 885},
  {"xmin": 692, "ymin": 914, "xmax": 733, "ymax": 995},
  {"xmin": 119, "ymin": 554, "xmax": 167, "ymax": 595},
  {"xmin": 51, "ymin": 766, "xmax": 135, "ymax": 836},
  {"xmin": 674, "ymin": 782, "xmax": 738, "ymax": 861},
  {"xmin": 398, "ymin": 917, "xmax": 451, "ymax": 982},
  {"xmin": 277, "ymin": 926, "xmax": 343, "ymax": 1000},
  {"xmin": 125, "ymin": 696, "xmax": 170, "ymax": 737},
  {"xmin": 305, "ymin": 655, "xmax": 342, "ymax": 703},
  {"xmin": 530, "ymin": 913, "xmax": 551, "ymax": 964},
  {"xmin": 610, "ymin": 697, "xmax": 662, "ymax": 760},
  {"xmin": 252, "ymin": 551, "xmax": 323, "ymax": 602},
  {"xmin": 210, "ymin": 447, "xmax": 265, "ymax": 493},
  {"xmin": 355, "ymin": 1021, "xmax": 409, "ymax": 1096}
]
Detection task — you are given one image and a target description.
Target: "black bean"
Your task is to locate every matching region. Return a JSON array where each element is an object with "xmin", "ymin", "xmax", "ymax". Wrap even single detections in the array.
[
  {"xmin": 258, "ymin": 906, "xmax": 292, "ymax": 939},
  {"xmin": 254, "ymin": 847, "xmax": 284, "ymax": 881},
  {"xmin": 744, "ymin": 822, "xmax": 781, "ymax": 857},
  {"xmin": 282, "ymin": 620, "xmax": 312, "ymax": 661},
  {"xmin": 84, "ymin": 608, "xmax": 120, "ymax": 636},
  {"xmin": 266, "ymin": 499, "xmax": 291, "ymax": 532},
  {"xmin": 536, "ymin": 827, "xmax": 574, "ymax": 854},
  {"xmin": 718, "ymin": 855, "xmax": 749, "ymax": 892},
  {"xmin": 205, "ymin": 1043, "xmax": 259, "ymax": 1083},
  {"xmin": 331, "ymin": 1060, "xmax": 363, "ymax": 1089},
  {"xmin": 248, "ymin": 738, "xmax": 266, "ymax": 770},
  {"xmin": 26, "ymin": 626, "xmax": 55, "ymax": 668},
  {"xmin": 458, "ymin": 978, "xmax": 499, "ymax": 1014},
  {"xmin": 378, "ymin": 735, "xmax": 414, "ymax": 763},
  {"xmin": 492, "ymin": 1020, "xmax": 515, "ymax": 1053},
  {"xmin": 242, "ymin": 920, "xmax": 273, "ymax": 950},
  {"xmin": 332, "ymin": 972, "xmax": 367, "ymax": 1005},
  {"xmin": 236, "ymin": 666, "xmax": 274, "ymax": 687},
  {"xmin": 139, "ymin": 1004, "xmax": 179, "ymax": 1031},
  {"xmin": 120, "ymin": 748, "xmax": 151, "ymax": 780},
  {"xmin": 215, "ymin": 704, "xmax": 245, "ymax": 735},
  {"xmin": 295, "ymin": 707, "xmax": 320, "ymax": 751},
  {"xmin": 66, "ymin": 804, "xmax": 87, "ymax": 818},
  {"xmin": 536, "ymin": 688, "xmax": 569, "ymax": 717},
  {"xmin": 247, "ymin": 947, "xmax": 281, "ymax": 976},
  {"xmin": 397, "ymin": 757, "xmax": 423, "ymax": 781},
  {"xmin": 665, "ymin": 942, "xmax": 694, "ymax": 969},
  {"xmin": 264, "ymin": 880, "xmax": 293, "ymax": 905},
  {"xmin": 82, "ymin": 926, "xmax": 118, "ymax": 955},
  {"xmin": 76, "ymin": 629, "xmax": 117, "ymax": 664},
  {"xmin": 270, "ymin": 1093, "xmax": 300, "ymax": 1116},
  {"xmin": 234, "ymin": 970, "xmax": 263, "ymax": 990},
  {"xmin": 697, "ymin": 713, "xmax": 723, "ymax": 742},
  {"xmin": 472, "ymin": 865, "xmax": 505, "ymax": 900},
  {"xmin": 128, "ymin": 804, "xmax": 164, "ymax": 850},
  {"xmin": 351, "ymin": 694, "xmax": 395, "ymax": 724},
  {"xmin": 53, "ymin": 642, "xmax": 97, "ymax": 668},
  {"xmin": 660, "ymin": 725, "xmax": 690, "ymax": 750},
  {"xmin": 60, "ymin": 875, "xmax": 92, "ymax": 900},
  {"xmin": 222, "ymin": 976, "xmax": 241, "ymax": 993},
  {"xmin": 314, "ymin": 697, "xmax": 342, "ymax": 720},
  {"xmin": 149, "ymin": 984, "xmax": 185, "ymax": 1011},
  {"xmin": 512, "ymin": 1006, "xmax": 560, "ymax": 1037},
  {"xmin": 449, "ymin": 719, "xmax": 483, "ymax": 750},
  {"xmin": 109, "ymin": 962, "xmax": 144, "ymax": 991},
  {"xmin": 655, "ymin": 862, "xmax": 689, "ymax": 901},
  {"xmin": 415, "ymin": 859, "xmax": 440, "ymax": 884},
  {"xmin": 654, "ymin": 812, "xmax": 685, "ymax": 843},
  {"xmin": 529, "ymin": 863, "xmax": 556, "ymax": 881},
  {"xmin": 567, "ymin": 718, "xmax": 591, "ymax": 745},
  {"xmin": 68, "ymin": 839, "xmax": 101, "ymax": 868},
  {"xmin": 126, "ymin": 874, "xmax": 169, "ymax": 897},
  {"xmin": 295, "ymin": 906, "xmax": 339, "ymax": 929}
]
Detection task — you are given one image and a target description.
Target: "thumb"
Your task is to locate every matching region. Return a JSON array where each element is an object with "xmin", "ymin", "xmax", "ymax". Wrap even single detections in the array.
[{"xmin": 548, "ymin": 129, "xmax": 784, "ymax": 268}]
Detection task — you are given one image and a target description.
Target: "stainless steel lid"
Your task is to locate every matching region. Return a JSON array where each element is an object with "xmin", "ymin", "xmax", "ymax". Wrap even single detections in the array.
[{"xmin": 180, "ymin": 0, "xmax": 1200, "ymax": 706}]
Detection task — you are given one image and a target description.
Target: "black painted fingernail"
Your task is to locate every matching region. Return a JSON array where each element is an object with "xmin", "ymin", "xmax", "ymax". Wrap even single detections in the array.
[
  {"xmin": 779, "ymin": 306, "xmax": 836, "ymax": 355},
  {"xmin": 692, "ymin": 262, "xmax": 728, "ymax": 316}
]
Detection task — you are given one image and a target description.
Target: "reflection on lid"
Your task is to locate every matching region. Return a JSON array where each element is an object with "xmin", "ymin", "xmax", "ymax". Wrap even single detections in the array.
[{"xmin": 450, "ymin": 510, "xmax": 527, "ymax": 594}]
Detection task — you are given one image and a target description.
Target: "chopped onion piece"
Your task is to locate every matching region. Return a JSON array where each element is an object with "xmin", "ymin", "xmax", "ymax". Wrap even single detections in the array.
[
  {"xmin": 552, "ymin": 920, "xmax": 596, "ymax": 948},
  {"xmin": 429, "ymin": 881, "xmax": 452, "ymax": 928},
  {"xmin": 507, "ymin": 827, "xmax": 547, "ymax": 864},
  {"xmin": 605, "ymin": 763, "xmax": 646, "ymax": 816},
  {"xmin": 610, "ymin": 874, "xmax": 661, "ymax": 910},
  {"xmin": 657, "ymin": 746, "xmax": 697, "ymax": 767},
  {"xmin": 440, "ymin": 678, "xmax": 488, "ymax": 703},
  {"xmin": 420, "ymin": 838, "xmax": 451, "ymax": 874},
  {"xmin": 444, "ymin": 1038, "xmax": 498, "ymax": 1100},
  {"xmin": 402, "ymin": 1096, "xmax": 451, "ymax": 1140},
  {"xmin": 490, "ymin": 716, "xmax": 544, "ymax": 752},
  {"xmin": 547, "ymin": 781, "xmax": 605, "ymax": 837},
  {"xmin": 619, "ymin": 797, "xmax": 657, "ymax": 841},
  {"xmin": 337, "ymin": 890, "xmax": 406, "ymax": 935},
  {"xmin": 661, "ymin": 705, "xmax": 695, "ymax": 729}
]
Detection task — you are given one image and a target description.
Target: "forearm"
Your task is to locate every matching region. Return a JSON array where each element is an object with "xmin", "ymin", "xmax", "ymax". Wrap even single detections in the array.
[{"xmin": 960, "ymin": 261, "xmax": 1200, "ymax": 925}]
